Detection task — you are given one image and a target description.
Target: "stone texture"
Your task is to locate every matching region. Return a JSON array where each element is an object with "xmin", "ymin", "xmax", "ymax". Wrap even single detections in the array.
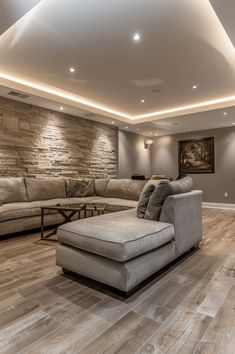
[{"xmin": 0, "ymin": 97, "xmax": 117, "ymax": 178}]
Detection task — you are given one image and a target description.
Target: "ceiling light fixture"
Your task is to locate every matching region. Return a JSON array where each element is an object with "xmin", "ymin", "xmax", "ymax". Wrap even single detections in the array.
[
  {"xmin": 233, "ymin": 122, "xmax": 235, "ymax": 126},
  {"xmin": 112, "ymin": 121, "xmax": 115, "ymax": 124},
  {"xmin": 223, "ymin": 111, "xmax": 228, "ymax": 116},
  {"xmin": 133, "ymin": 33, "xmax": 141, "ymax": 42},
  {"xmin": 125, "ymin": 126, "xmax": 128, "ymax": 129},
  {"xmin": 60, "ymin": 106, "xmax": 64, "ymax": 110},
  {"xmin": 140, "ymin": 99, "xmax": 145, "ymax": 103},
  {"xmin": 192, "ymin": 85, "xmax": 198, "ymax": 90},
  {"xmin": 69, "ymin": 67, "xmax": 76, "ymax": 73}
]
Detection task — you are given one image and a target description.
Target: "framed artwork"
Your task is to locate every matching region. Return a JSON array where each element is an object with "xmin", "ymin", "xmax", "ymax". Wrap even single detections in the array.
[{"xmin": 178, "ymin": 137, "xmax": 215, "ymax": 174}]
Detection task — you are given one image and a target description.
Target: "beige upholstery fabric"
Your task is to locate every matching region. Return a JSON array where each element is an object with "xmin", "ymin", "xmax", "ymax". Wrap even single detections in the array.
[
  {"xmin": 0, "ymin": 196, "xmax": 98, "ymax": 222},
  {"xmin": 25, "ymin": 177, "xmax": 66, "ymax": 201},
  {"xmin": 94, "ymin": 179, "xmax": 109, "ymax": 197},
  {"xmin": 91, "ymin": 197, "xmax": 137, "ymax": 212},
  {"xmin": 57, "ymin": 209, "xmax": 174, "ymax": 262},
  {"xmin": 105, "ymin": 179, "xmax": 146, "ymax": 201},
  {"xmin": 66, "ymin": 179, "xmax": 95, "ymax": 197},
  {"xmin": 0, "ymin": 177, "xmax": 28, "ymax": 205}
]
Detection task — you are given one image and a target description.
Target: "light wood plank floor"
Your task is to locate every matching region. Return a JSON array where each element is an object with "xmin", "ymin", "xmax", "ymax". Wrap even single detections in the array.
[{"xmin": 0, "ymin": 208, "xmax": 235, "ymax": 354}]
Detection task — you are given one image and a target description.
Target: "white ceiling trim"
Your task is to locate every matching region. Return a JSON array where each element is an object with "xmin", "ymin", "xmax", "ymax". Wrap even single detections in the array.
[{"xmin": 1, "ymin": 71, "xmax": 235, "ymax": 124}]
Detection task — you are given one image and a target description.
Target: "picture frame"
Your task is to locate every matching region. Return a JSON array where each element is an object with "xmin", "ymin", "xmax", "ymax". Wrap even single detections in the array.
[{"xmin": 178, "ymin": 137, "xmax": 215, "ymax": 174}]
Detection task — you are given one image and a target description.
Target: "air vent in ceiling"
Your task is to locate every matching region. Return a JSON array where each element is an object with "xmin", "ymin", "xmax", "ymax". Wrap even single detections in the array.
[{"xmin": 8, "ymin": 91, "xmax": 29, "ymax": 99}]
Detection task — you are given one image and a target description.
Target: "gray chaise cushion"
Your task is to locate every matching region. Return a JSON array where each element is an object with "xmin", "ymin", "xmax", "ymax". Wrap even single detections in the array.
[
  {"xmin": 136, "ymin": 184, "xmax": 156, "ymax": 218},
  {"xmin": 57, "ymin": 209, "xmax": 174, "ymax": 262},
  {"xmin": 145, "ymin": 177, "xmax": 193, "ymax": 221},
  {"xmin": 105, "ymin": 179, "xmax": 146, "ymax": 201},
  {"xmin": 95, "ymin": 179, "xmax": 109, "ymax": 197},
  {"xmin": 67, "ymin": 178, "xmax": 95, "ymax": 197},
  {"xmin": 25, "ymin": 177, "xmax": 66, "ymax": 201},
  {"xmin": 0, "ymin": 177, "xmax": 28, "ymax": 205}
]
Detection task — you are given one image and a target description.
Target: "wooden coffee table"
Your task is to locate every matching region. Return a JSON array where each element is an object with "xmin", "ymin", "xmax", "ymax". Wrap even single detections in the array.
[
  {"xmin": 40, "ymin": 203, "xmax": 86, "ymax": 241},
  {"xmin": 85, "ymin": 203, "xmax": 108, "ymax": 218}
]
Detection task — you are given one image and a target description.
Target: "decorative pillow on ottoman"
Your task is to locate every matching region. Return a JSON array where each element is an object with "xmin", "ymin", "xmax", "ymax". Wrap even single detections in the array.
[
  {"xmin": 137, "ymin": 184, "xmax": 155, "ymax": 218},
  {"xmin": 144, "ymin": 177, "xmax": 193, "ymax": 221},
  {"xmin": 136, "ymin": 179, "xmax": 164, "ymax": 218},
  {"xmin": 67, "ymin": 179, "xmax": 95, "ymax": 197}
]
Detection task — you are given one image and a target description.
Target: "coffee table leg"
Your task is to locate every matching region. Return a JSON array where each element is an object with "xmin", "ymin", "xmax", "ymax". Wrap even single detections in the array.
[{"xmin": 41, "ymin": 208, "xmax": 44, "ymax": 240}]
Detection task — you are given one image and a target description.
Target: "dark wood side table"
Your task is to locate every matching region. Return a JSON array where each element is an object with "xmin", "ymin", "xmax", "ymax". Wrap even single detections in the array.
[
  {"xmin": 40, "ymin": 203, "xmax": 86, "ymax": 241},
  {"xmin": 85, "ymin": 203, "xmax": 108, "ymax": 218}
]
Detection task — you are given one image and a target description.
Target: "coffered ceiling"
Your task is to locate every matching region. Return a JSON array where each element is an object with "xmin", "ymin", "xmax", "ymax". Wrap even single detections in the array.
[{"xmin": 0, "ymin": 0, "xmax": 235, "ymax": 127}]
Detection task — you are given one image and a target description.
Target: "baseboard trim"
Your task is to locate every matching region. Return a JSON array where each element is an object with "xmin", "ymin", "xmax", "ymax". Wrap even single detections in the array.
[{"xmin": 203, "ymin": 202, "xmax": 235, "ymax": 210}]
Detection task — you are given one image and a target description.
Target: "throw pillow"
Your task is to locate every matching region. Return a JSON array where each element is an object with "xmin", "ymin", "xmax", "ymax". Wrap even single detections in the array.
[
  {"xmin": 144, "ymin": 177, "xmax": 193, "ymax": 221},
  {"xmin": 67, "ymin": 179, "xmax": 95, "ymax": 197},
  {"xmin": 137, "ymin": 184, "xmax": 156, "ymax": 218}
]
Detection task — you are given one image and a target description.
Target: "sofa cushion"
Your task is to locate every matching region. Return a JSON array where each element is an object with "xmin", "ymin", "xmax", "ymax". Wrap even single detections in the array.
[
  {"xmin": 137, "ymin": 184, "xmax": 156, "ymax": 218},
  {"xmin": 66, "ymin": 179, "xmax": 95, "ymax": 197},
  {"xmin": 145, "ymin": 177, "xmax": 193, "ymax": 221},
  {"xmin": 105, "ymin": 179, "xmax": 146, "ymax": 201},
  {"xmin": 57, "ymin": 209, "xmax": 174, "ymax": 262},
  {"xmin": 0, "ymin": 177, "xmax": 28, "ymax": 205},
  {"xmin": 0, "ymin": 196, "xmax": 98, "ymax": 222},
  {"xmin": 94, "ymin": 179, "xmax": 109, "ymax": 197},
  {"xmin": 91, "ymin": 197, "xmax": 137, "ymax": 212},
  {"xmin": 25, "ymin": 177, "xmax": 66, "ymax": 201}
]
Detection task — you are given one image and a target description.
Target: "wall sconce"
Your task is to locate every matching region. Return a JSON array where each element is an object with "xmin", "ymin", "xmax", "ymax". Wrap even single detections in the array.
[{"xmin": 144, "ymin": 139, "xmax": 154, "ymax": 149}]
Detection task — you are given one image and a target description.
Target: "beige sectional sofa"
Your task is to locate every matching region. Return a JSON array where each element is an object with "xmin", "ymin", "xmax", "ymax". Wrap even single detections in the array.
[{"xmin": 0, "ymin": 177, "xmax": 146, "ymax": 236}]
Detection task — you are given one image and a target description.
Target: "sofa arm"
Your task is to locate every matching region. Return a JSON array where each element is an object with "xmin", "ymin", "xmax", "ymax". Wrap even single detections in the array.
[{"xmin": 160, "ymin": 190, "xmax": 203, "ymax": 256}]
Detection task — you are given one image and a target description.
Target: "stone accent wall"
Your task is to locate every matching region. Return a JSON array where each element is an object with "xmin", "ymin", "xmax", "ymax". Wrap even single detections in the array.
[{"xmin": 0, "ymin": 97, "xmax": 117, "ymax": 178}]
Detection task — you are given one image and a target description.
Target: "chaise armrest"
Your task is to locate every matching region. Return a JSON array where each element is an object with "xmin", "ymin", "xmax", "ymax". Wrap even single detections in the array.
[{"xmin": 160, "ymin": 190, "xmax": 203, "ymax": 256}]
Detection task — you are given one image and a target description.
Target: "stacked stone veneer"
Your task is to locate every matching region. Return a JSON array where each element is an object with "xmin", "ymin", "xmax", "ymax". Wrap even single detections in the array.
[{"xmin": 0, "ymin": 97, "xmax": 117, "ymax": 178}]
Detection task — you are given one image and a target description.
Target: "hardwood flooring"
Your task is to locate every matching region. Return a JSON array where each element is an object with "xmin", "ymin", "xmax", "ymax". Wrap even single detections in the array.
[{"xmin": 0, "ymin": 208, "xmax": 235, "ymax": 353}]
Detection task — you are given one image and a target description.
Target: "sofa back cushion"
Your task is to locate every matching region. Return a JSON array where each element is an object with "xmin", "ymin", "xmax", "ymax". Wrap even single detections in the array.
[
  {"xmin": 66, "ymin": 178, "xmax": 95, "ymax": 197},
  {"xmin": 144, "ymin": 177, "xmax": 193, "ymax": 221},
  {"xmin": 94, "ymin": 179, "xmax": 109, "ymax": 197},
  {"xmin": 105, "ymin": 179, "xmax": 146, "ymax": 201},
  {"xmin": 0, "ymin": 177, "xmax": 28, "ymax": 205},
  {"xmin": 25, "ymin": 177, "xmax": 66, "ymax": 201}
]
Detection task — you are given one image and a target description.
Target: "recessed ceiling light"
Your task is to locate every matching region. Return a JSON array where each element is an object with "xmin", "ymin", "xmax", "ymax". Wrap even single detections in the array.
[
  {"xmin": 140, "ymin": 99, "xmax": 145, "ymax": 103},
  {"xmin": 112, "ymin": 121, "xmax": 115, "ymax": 124},
  {"xmin": 69, "ymin": 67, "xmax": 76, "ymax": 73},
  {"xmin": 125, "ymin": 126, "xmax": 128, "ymax": 129},
  {"xmin": 223, "ymin": 111, "xmax": 228, "ymax": 116},
  {"xmin": 133, "ymin": 33, "xmax": 141, "ymax": 42},
  {"xmin": 60, "ymin": 106, "xmax": 64, "ymax": 111},
  {"xmin": 232, "ymin": 122, "xmax": 235, "ymax": 126},
  {"xmin": 192, "ymin": 85, "xmax": 198, "ymax": 90}
]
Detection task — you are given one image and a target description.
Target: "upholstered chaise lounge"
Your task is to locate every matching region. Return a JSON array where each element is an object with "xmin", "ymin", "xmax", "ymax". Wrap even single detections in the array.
[{"xmin": 56, "ymin": 179, "xmax": 203, "ymax": 295}]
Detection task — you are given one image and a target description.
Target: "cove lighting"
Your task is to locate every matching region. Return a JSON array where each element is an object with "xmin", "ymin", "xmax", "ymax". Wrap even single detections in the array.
[{"xmin": 1, "ymin": 72, "xmax": 235, "ymax": 123}]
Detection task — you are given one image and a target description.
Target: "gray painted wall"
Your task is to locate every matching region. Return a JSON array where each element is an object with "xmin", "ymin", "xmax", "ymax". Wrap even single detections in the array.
[
  {"xmin": 118, "ymin": 130, "xmax": 152, "ymax": 179},
  {"xmin": 151, "ymin": 126, "xmax": 235, "ymax": 203}
]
